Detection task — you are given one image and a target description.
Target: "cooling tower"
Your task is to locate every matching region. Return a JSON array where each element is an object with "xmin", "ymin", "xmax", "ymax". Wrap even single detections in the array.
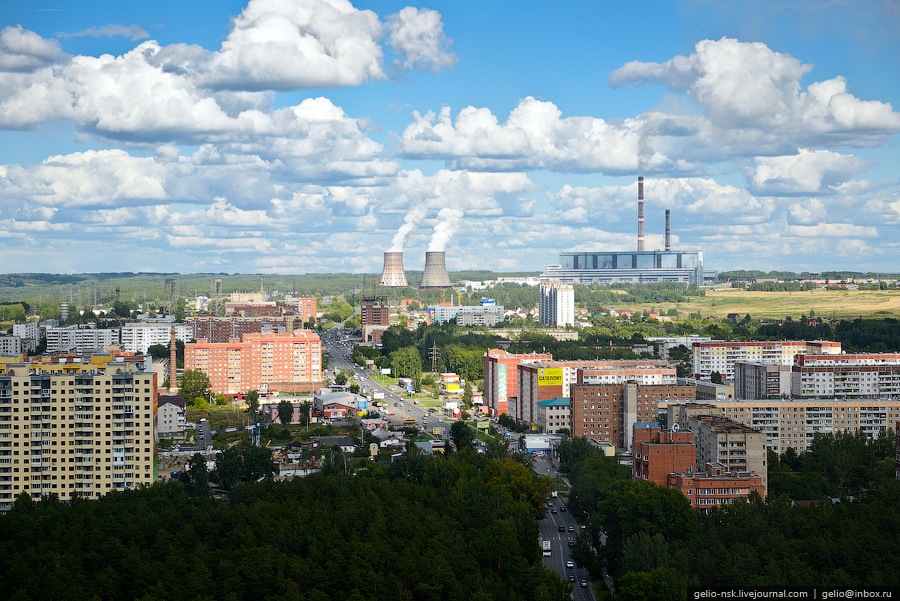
[
  {"xmin": 420, "ymin": 251, "xmax": 452, "ymax": 288},
  {"xmin": 379, "ymin": 251, "xmax": 409, "ymax": 287}
]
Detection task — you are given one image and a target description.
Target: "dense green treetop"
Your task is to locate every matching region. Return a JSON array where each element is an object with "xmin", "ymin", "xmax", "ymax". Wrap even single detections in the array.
[{"xmin": 0, "ymin": 453, "xmax": 568, "ymax": 601}]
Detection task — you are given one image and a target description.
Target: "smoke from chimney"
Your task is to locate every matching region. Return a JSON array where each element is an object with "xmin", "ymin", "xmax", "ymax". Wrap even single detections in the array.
[
  {"xmin": 389, "ymin": 205, "xmax": 428, "ymax": 252},
  {"xmin": 665, "ymin": 209, "xmax": 671, "ymax": 252},
  {"xmin": 637, "ymin": 176, "xmax": 645, "ymax": 252},
  {"xmin": 428, "ymin": 207, "xmax": 464, "ymax": 252}
]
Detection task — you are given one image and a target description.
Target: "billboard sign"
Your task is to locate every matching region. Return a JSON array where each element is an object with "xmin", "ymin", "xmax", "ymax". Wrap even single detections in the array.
[
  {"xmin": 537, "ymin": 368, "xmax": 563, "ymax": 387},
  {"xmin": 476, "ymin": 420, "xmax": 490, "ymax": 430}
]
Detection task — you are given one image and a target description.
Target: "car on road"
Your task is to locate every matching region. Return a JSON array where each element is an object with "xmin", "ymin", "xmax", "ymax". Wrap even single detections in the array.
[
  {"xmin": 550, "ymin": 508, "xmax": 557, "ymax": 514},
  {"xmin": 558, "ymin": 525, "xmax": 565, "ymax": 532},
  {"xmin": 566, "ymin": 560, "xmax": 574, "ymax": 569},
  {"xmin": 568, "ymin": 526, "xmax": 575, "ymax": 532},
  {"xmin": 568, "ymin": 575, "xmax": 575, "ymax": 582},
  {"xmin": 560, "ymin": 505, "xmax": 566, "ymax": 512},
  {"xmin": 580, "ymin": 580, "xmax": 588, "ymax": 588},
  {"xmin": 567, "ymin": 538, "xmax": 575, "ymax": 547}
]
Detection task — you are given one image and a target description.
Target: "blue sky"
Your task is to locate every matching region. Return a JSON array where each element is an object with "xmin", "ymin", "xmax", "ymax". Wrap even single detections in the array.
[{"xmin": 0, "ymin": 0, "xmax": 897, "ymax": 275}]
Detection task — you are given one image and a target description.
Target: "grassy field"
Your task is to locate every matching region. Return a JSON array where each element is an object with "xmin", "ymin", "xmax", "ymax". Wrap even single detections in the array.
[{"xmin": 621, "ymin": 288, "xmax": 900, "ymax": 320}]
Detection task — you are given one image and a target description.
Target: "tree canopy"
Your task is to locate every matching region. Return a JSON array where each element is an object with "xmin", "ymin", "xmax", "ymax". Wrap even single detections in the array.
[{"xmin": 0, "ymin": 452, "xmax": 569, "ymax": 601}]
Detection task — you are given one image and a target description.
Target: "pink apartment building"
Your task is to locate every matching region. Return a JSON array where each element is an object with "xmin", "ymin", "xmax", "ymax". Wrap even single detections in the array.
[{"xmin": 185, "ymin": 329, "xmax": 322, "ymax": 395}]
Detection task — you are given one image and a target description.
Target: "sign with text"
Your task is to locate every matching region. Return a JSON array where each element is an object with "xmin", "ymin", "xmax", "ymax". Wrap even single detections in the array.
[{"xmin": 537, "ymin": 368, "xmax": 563, "ymax": 387}]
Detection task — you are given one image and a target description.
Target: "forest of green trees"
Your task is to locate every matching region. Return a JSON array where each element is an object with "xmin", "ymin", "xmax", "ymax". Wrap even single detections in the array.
[
  {"xmin": 557, "ymin": 431, "xmax": 900, "ymax": 600},
  {"xmin": 0, "ymin": 451, "xmax": 567, "ymax": 601}
]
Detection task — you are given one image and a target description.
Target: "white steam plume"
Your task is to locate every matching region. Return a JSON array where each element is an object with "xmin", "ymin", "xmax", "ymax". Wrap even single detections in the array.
[
  {"xmin": 428, "ymin": 207, "xmax": 464, "ymax": 251},
  {"xmin": 389, "ymin": 204, "xmax": 428, "ymax": 252}
]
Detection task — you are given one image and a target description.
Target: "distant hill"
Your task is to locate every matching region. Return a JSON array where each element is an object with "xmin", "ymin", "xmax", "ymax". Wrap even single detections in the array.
[{"xmin": 0, "ymin": 270, "xmax": 539, "ymax": 305}]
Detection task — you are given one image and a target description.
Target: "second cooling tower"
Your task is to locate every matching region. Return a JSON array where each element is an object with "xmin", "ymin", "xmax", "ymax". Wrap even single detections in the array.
[
  {"xmin": 379, "ymin": 251, "xmax": 409, "ymax": 287},
  {"xmin": 419, "ymin": 251, "xmax": 452, "ymax": 288}
]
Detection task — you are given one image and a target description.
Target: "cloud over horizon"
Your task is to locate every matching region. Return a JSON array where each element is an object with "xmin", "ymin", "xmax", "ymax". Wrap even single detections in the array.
[{"xmin": 0, "ymin": 3, "xmax": 896, "ymax": 275}]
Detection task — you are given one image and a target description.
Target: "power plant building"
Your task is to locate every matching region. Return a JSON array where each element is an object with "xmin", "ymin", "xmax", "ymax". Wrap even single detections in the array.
[{"xmin": 545, "ymin": 250, "xmax": 706, "ymax": 285}]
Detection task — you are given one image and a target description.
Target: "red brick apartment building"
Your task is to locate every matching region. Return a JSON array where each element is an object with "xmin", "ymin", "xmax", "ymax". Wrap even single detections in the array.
[
  {"xmin": 632, "ymin": 422, "xmax": 695, "ymax": 485},
  {"xmin": 570, "ymin": 382, "xmax": 695, "ymax": 449},
  {"xmin": 668, "ymin": 463, "xmax": 765, "ymax": 511},
  {"xmin": 187, "ymin": 316, "xmax": 302, "ymax": 343}
]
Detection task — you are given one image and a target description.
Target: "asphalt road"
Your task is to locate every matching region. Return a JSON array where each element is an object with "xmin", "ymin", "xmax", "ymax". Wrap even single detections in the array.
[
  {"xmin": 323, "ymin": 330, "xmax": 451, "ymax": 437},
  {"xmin": 535, "ymin": 456, "xmax": 596, "ymax": 601}
]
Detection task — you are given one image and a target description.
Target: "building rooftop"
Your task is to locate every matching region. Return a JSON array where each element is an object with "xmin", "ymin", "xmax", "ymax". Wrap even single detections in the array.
[
  {"xmin": 691, "ymin": 414, "xmax": 760, "ymax": 433},
  {"xmin": 536, "ymin": 397, "xmax": 571, "ymax": 408}
]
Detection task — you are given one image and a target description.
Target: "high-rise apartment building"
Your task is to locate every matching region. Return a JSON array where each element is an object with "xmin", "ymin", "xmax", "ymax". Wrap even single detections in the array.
[
  {"xmin": 297, "ymin": 296, "xmax": 317, "ymax": 324},
  {"xmin": 538, "ymin": 282, "xmax": 574, "ymax": 327},
  {"xmin": 0, "ymin": 366, "xmax": 156, "ymax": 511},
  {"xmin": 361, "ymin": 296, "xmax": 390, "ymax": 344},
  {"xmin": 734, "ymin": 363, "xmax": 793, "ymax": 399},
  {"xmin": 185, "ymin": 330, "xmax": 322, "ymax": 395},
  {"xmin": 691, "ymin": 340, "xmax": 841, "ymax": 381}
]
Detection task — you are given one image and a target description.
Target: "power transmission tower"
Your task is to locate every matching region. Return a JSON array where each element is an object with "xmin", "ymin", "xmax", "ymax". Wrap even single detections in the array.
[{"xmin": 429, "ymin": 341, "xmax": 441, "ymax": 374}]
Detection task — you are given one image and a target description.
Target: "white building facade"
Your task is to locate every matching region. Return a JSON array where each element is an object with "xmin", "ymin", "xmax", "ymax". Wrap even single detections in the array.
[
  {"xmin": 539, "ymin": 282, "xmax": 574, "ymax": 327},
  {"xmin": 45, "ymin": 325, "xmax": 119, "ymax": 353},
  {"xmin": 121, "ymin": 323, "xmax": 193, "ymax": 354}
]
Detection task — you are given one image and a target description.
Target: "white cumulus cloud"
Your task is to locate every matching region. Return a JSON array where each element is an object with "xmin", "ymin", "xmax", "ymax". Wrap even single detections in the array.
[
  {"xmin": 387, "ymin": 7, "xmax": 457, "ymax": 73},
  {"xmin": 750, "ymin": 149, "xmax": 868, "ymax": 195},
  {"xmin": 0, "ymin": 25, "xmax": 66, "ymax": 72},
  {"xmin": 610, "ymin": 37, "xmax": 900, "ymax": 148},
  {"xmin": 399, "ymin": 97, "xmax": 685, "ymax": 174},
  {"xmin": 208, "ymin": 0, "xmax": 384, "ymax": 90}
]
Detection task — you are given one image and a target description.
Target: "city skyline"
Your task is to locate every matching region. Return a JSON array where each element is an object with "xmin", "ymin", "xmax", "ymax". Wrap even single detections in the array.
[{"xmin": 0, "ymin": 1, "xmax": 897, "ymax": 275}]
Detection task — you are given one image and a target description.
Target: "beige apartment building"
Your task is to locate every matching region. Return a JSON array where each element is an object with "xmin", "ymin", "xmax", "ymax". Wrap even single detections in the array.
[
  {"xmin": 666, "ymin": 399, "xmax": 900, "ymax": 454},
  {"xmin": 684, "ymin": 414, "xmax": 768, "ymax": 493},
  {"xmin": 0, "ymin": 365, "xmax": 157, "ymax": 512}
]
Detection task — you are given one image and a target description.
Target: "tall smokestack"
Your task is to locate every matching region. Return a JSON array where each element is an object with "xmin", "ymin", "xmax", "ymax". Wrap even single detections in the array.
[
  {"xmin": 665, "ymin": 209, "xmax": 671, "ymax": 252},
  {"xmin": 168, "ymin": 325, "xmax": 177, "ymax": 392},
  {"xmin": 420, "ymin": 251, "xmax": 452, "ymax": 288},
  {"xmin": 637, "ymin": 176, "xmax": 645, "ymax": 252},
  {"xmin": 379, "ymin": 251, "xmax": 409, "ymax": 287}
]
